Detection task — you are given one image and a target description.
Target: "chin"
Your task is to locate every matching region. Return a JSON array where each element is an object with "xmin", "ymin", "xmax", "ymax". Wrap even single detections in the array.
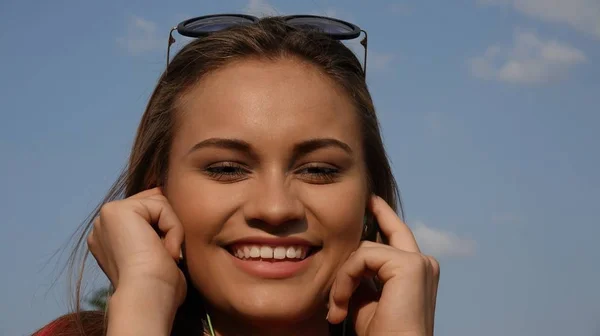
[
  {"xmin": 229, "ymin": 287, "xmax": 326, "ymax": 324},
  {"xmin": 196, "ymin": 278, "xmax": 328, "ymax": 325}
]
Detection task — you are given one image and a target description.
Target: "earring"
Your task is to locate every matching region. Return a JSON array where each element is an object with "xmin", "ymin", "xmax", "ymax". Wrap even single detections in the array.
[
  {"xmin": 362, "ymin": 216, "xmax": 369, "ymax": 238},
  {"xmin": 178, "ymin": 242, "xmax": 186, "ymax": 264}
]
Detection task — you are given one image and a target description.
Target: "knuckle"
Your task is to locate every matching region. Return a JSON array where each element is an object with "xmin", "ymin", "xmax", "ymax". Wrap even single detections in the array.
[
  {"xmin": 349, "ymin": 246, "xmax": 370, "ymax": 260},
  {"xmin": 86, "ymin": 233, "xmax": 95, "ymax": 248},
  {"xmin": 98, "ymin": 201, "xmax": 121, "ymax": 220},
  {"xmin": 151, "ymin": 194, "xmax": 168, "ymax": 203},
  {"xmin": 405, "ymin": 253, "xmax": 429, "ymax": 275},
  {"xmin": 370, "ymin": 203, "xmax": 383, "ymax": 217},
  {"xmin": 145, "ymin": 194, "xmax": 169, "ymax": 206},
  {"xmin": 92, "ymin": 216, "xmax": 101, "ymax": 229},
  {"xmin": 358, "ymin": 240, "xmax": 377, "ymax": 249},
  {"xmin": 427, "ymin": 255, "xmax": 441, "ymax": 277},
  {"xmin": 87, "ymin": 238, "xmax": 100, "ymax": 260}
]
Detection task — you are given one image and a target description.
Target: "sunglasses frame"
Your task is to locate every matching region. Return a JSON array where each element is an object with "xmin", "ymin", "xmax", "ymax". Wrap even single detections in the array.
[{"xmin": 166, "ymin": 14, "xmax": 368, "ymax": 77}]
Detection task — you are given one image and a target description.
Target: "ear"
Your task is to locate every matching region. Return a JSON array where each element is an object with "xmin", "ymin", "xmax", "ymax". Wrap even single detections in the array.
[{"xmin": 361, "ymin": 208, "xmax": 380, "ymax": 242}]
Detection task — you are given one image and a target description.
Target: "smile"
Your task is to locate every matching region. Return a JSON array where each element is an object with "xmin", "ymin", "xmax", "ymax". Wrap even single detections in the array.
[
  {"xmin": 230, "ymin": 244, "xmax": 310, "ymax": 261},
  {"xmin": 225, "ymin": 237, "xmax": 321, "ymax": 279}
]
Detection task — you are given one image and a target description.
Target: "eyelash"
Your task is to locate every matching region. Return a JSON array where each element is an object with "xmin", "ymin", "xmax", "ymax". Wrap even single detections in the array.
[
  {"xmin": 204, "ymin": 162, "xmax": 249, "ymax": 181},
  {"xmin": 296, "ymin": 164, "xmax": 340, "ymax": 183},
  {"xmin": 203, "ymin": 162, "xmax": 340, "ymax": 183}
]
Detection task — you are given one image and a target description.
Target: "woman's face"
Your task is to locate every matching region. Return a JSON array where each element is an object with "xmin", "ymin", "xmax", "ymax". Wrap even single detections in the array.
[{"xmin": 166, "ymin": 57, "xmax": 369, "ymax": 322}]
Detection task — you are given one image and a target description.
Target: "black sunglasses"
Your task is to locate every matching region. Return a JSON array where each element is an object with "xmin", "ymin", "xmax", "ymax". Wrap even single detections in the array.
[{"xmin": 166, "ymin": 14, "xmax": 368, "ymax": 77}]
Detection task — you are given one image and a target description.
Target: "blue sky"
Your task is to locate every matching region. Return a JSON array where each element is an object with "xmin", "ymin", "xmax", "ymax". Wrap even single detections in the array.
[{"xmin": 1, "ymin": 0, "xmax": 599, "ymax": 335}]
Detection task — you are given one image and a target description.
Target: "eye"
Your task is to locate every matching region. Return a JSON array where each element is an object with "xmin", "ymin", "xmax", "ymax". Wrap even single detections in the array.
[
  {"xmin": 204, "ymin": 162, "xmax": 249, "ymax": 182},
  {"xmin": 295, "ymin": 164, "xmax": 340, "ymax": 184}
]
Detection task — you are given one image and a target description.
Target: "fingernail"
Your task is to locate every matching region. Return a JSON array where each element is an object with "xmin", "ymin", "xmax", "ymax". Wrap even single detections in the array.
[{"xmin": 326, "ymin": 311, "xmax": 330, "ymax": 321}]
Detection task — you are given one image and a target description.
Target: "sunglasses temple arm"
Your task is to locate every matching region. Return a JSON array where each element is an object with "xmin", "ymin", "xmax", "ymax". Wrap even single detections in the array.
[
  {"xmin": 166, "ymin": 27, "xmax": 177, "ymax": 69},
  {"xmin": 360, "ymin": 30, "xmax": 368, "ymax": 79}
]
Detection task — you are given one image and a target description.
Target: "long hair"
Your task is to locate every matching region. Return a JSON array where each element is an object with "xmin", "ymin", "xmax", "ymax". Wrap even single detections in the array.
[{"xmin": 35, "ymin": 16, "xmax": 401, "ymax": 336}]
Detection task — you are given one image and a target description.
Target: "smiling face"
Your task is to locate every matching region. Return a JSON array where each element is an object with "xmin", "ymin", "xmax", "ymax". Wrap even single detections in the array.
[{"xmin": 165, "ymin": 57, "xmax": 369, "ymax": 325}]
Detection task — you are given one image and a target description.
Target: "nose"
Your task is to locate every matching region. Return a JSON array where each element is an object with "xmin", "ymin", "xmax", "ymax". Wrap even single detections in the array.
[{"xmin": 243, "ymin": 172, "xmax": 305, "ymax": 227}]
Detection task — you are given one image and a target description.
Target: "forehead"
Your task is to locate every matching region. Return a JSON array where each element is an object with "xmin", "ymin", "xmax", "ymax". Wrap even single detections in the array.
[{"xmin": 173, "ymin": 57, "xmax": 362, "ymax": 154}]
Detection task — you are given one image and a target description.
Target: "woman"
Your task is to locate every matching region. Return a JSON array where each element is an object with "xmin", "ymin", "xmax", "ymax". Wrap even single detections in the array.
[{"xmin": 34, "ymin": 15, "xmax": 439, "ymax": 336}]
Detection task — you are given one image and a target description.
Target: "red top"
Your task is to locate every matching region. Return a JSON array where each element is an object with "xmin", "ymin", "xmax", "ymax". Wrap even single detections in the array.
[{"xmin": 34, "ymin": 316, "xmax": 68, "ymax": 336}]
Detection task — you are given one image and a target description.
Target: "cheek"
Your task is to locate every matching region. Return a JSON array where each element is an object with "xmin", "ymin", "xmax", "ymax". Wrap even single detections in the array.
[
  {"xmin": 165, "ymin": 173, "xmax": 243, "ymax": 240},
  {"xmin": 302, "ymin": 180, "xmax": 367, "ymax": 244}
]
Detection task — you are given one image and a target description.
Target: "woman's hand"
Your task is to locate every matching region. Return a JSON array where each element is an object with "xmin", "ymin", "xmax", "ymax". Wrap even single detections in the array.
[
  {"xmin": 87, "ymin": 187, "xmax": 187, "ymax": 334},
  {"xmin": 327, "ymin": 196, "xmax": 440, "ymax": 336}
]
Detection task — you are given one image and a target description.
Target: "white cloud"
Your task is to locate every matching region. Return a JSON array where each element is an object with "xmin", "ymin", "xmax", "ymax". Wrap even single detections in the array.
[
  {"xmin": 478, "ymin": 0, "xmax": 600, "ymax": 38},
  {"xmin": 116, "ymin": 16, "xmax": 163, "ymax": 54},
  {"xmin": 413, "ymin": 222, "xmax": 476, "ymax": 258},
  {"xmin": 368, "ymin": 51, "xmax": 395, "ymax": 70},
  {"xmin": 245, "ymin": 0, "xmax": 280, "ymax": 17},
  {"xmin": 469, "ymin": 30, "xmax": 586, "ymax": 84}
]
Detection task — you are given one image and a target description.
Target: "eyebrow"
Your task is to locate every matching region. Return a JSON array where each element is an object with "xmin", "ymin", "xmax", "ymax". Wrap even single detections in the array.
[
  {"xmin": 187, "ymin": 138, "xmax": 255, "ymax": 158},
  {"xmin": 291, "ymin": 138, "xmax": 353, "ymax": 162},
  {"xmin": 186, "ymin": 137, "xmax": 353, "ymax": 160}
]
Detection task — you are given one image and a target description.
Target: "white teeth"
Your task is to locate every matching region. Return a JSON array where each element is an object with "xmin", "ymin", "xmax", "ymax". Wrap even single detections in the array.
[
  {"xmin": 232, "ymin": 245, "xmax": 311, "ymax": 261},
  {"xmin": 274, "ymin": 247, "xmax": 287, "ymax": 260},
  {"xmin": 286, "ymin": 247, "xmax": 296, "ymax": 258},
  {"xmin": 295, "ymin": 247, "xmax": 304, "ymax": 259},
  {"xmin": 260, "ymin": 246, "xmax": 273, "ymax": 258}
]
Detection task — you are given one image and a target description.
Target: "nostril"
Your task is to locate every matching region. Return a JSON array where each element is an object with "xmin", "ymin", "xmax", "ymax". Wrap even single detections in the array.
[{"xmin": 242, "ymin": 192, "xmax": 305, "ymax": 227}]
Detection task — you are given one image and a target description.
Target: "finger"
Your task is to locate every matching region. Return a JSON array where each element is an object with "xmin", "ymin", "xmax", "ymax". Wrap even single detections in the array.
[
  {"xmin": 128, "ymin": 187, "xmax": 163, "ymax": 200},
  {"xmin": 422, "ymin": 256, "xmax": 433, "ymax": 336},
  {"xmin": 129, "ymin": 197, "xmax": 184, "ymax": 260},
  {"xmin": 427, "ymin": 255, "xmax": 440, "ymax": 315},
  {"xmin": 348, "ymin": 281, "xmax": 379, "ymax": 335},
  {"xmin": 162, "ymin": 221, "xmax": 184, "ymax": 261},
  {"xmin": 369, "ymin": 195, "xmax": 420, "ymax": 252},
  {"xmin": 87, "ymin": 224, "xmax": 114, "ymax": 283},
  {"xmin": 328, "ymin": 246, "xmax": 405, "ymax": 324},
  {"xmin": 160, "ymin": 236, "xmax": 184, "ymax": 262},
  {"xmin": 424, "ymin": 255, "xmax": 439, "ymax": 336}
]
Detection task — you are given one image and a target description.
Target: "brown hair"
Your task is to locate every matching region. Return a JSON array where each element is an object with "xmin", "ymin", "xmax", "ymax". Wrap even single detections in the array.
[{"xmin": 39, "ymin": 16, "xmax": 401, "ymax": 336}]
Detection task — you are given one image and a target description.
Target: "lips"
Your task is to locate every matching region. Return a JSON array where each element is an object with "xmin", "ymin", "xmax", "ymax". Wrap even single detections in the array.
[{"xmin": 224, "ymin": 236, "xmax": 321, "ymax": 278}]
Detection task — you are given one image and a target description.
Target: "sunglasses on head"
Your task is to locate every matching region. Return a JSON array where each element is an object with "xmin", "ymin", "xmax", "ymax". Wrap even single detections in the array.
[{"xmin": 166, "ymin": 14, "xmax": 369, "ymax": 77}]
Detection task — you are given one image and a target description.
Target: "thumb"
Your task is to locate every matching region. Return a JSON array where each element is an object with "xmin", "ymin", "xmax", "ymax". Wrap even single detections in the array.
[{"xmin": 349, "ymin": 280, "xmax": 379, "ymax": 335}]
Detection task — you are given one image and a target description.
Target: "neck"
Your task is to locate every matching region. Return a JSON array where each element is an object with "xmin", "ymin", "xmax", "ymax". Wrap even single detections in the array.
[{"xmin": 206, "ymin": 305, "xmax": 332, "ymax": 336}]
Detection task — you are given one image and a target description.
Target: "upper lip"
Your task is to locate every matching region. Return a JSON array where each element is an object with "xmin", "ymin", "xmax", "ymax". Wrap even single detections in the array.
[{"xmin": 225, "ymin": 236, "xmax": 320, "ymax": 247}]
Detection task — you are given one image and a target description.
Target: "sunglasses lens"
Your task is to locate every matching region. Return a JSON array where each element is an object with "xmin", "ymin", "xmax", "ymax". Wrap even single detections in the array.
[
  {"xmin": 286, "ymin": 17, "xmax": 359, "ymax": 38},
  {"xmin": 182, "ymin": 16, "xmax": 256, "ymax": 35}
]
